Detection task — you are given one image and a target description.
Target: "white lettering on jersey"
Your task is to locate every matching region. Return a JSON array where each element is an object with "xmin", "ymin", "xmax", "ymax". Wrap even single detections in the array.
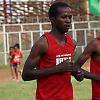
[
  {"xmin": 13, "ymin": 55, "xmax": 20, "ymax": 62},
  {"xmin": 56, "ymin": 54, "xmax": 71, "ymax": 65}
]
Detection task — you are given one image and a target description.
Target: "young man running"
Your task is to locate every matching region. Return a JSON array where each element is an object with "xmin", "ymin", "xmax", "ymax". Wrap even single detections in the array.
[
  {"xmin": 22, "ymin": 2, "xmax": 84, "ymax": 100},
  {"xmin": 74, "ymin": 36, "xmax": 100, "ymax": 100},
  {"xmin": 7, "ymin": 46, "xmax": 15, "ymax": 80},
  {"xmin": 13, "ymin": 44, "xmax": 23, "ymax": 82}
]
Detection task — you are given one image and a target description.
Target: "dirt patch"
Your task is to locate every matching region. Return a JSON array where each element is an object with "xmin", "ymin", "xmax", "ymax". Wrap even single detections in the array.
[{"xmin": 0, "ymin": 68, "xmax": 23, "ymax": 86}]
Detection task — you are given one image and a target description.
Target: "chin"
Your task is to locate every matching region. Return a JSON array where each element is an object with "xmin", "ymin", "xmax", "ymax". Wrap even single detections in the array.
[
  {"xmin": 65, "ymin": 29, "xmax": 69, "ymax": 33},
  {"xmin": 60, "ymin": 28, "xmax": 69, "ymax": 33}
]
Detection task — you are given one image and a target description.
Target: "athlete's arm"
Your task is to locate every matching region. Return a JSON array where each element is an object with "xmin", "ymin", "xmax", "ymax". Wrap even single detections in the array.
[
  {"xmin": 22, "ymin": 36, "xmax": 74, "ymax": 81},
  {"xmin": 7, "ymin": 58, "xmax": 10, "ymax": 61},
  {"xmin": 11, "ymin": 54, "xmax": 15, "ymax": 60},
  {"xmin": 74, "ymin": 38, "xmax": 100, "ymax": 81},
  {"xmin": 20, "ymin": 52, "xmax": 23, "ymax": 58}
]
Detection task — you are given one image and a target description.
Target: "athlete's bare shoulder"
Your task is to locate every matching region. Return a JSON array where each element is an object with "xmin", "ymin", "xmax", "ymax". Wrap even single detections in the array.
[
  {"xmin": 83, "ymin": 38, "xmax": 100, "ymax": 56},
  {"xmin": 88, "ymin": 38, "xmax": 100, "ymax": 60},
  {"xmin": 89, "ymin": 38, "xmax": 100, "ymax": 47},
  {"xmin": 31, "ymin": 35, "xmax": 48, "ymax": 55},
  {"xmin": 93, "ymin": 38, "xmax": 100, "ymax": 52},
  {"xmin": 71, "ymin": 38, "xmax": 77, "ymax": 48},
  {"xmin": 36, "ymin": 35, "xmax": 48, "ymax": 46}
]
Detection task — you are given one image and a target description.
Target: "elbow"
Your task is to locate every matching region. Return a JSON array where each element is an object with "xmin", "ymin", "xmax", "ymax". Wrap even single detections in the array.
[
  {"xmin": 22, "ymin": 74, "xmax": 27, "ymax": 81},
  {"xmin": 22, "ymin": 71, "xmax": 29, "ymax": 81},
  {"xmin": 22, "ymin": 71, "xmax": 36, "ymax": 81}
]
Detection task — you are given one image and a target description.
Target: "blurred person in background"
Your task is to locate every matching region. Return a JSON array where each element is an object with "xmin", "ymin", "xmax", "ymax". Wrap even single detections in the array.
[
  {"xmin": 7, "ymin": 46, "xmax": 15, "ymax": 80},
  {"xmin": 12, "ymin": 44, "xmax": 23, "ymax": 82}
]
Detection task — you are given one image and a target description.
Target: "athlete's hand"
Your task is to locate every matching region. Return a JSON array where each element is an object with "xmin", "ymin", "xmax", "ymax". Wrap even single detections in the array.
[
  {"xmin": 72, "ymin": 70, "xmax": 84, "ymax": 82},
  {"xmin": 56, "ymin": 59, "xmax": 74, "ymax": 72}
]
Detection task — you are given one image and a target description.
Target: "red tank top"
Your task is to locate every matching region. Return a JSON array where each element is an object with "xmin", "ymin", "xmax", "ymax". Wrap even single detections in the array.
[
  {"xmin": 36, "ymin": 33, "xmax": 75, "ymax": 100},
  {"xmin": 10, "ymin": 52, "xmax": 13, "ymax": 65},
  {"xmin": 90, "ymin": 36, "xmax": 100, "ymax": 99},
  {"xmin": 13, "ymin": 50, "xmax": 21, "ymax": 63}
]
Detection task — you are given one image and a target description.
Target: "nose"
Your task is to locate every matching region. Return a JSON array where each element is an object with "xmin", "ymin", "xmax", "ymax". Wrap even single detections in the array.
[{"xmin": 65, "ymin": 17, "xmax": 71, "ymax": 23}]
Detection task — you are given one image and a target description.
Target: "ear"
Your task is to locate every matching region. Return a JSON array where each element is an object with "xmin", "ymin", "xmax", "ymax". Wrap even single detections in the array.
[{"xmin": 50, "ymin": 17, "xmax": 55, "ymax": 24}]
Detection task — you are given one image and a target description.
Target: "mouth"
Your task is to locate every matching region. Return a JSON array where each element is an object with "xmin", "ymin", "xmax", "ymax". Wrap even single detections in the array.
[{"xmin": 64, "ymin": 25, "xmax": 70, "ymax": 29}]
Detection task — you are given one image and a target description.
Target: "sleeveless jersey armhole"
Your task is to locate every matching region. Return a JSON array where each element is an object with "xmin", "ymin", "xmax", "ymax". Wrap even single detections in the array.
[
  {"xmin": 41, "ymin": 33, "xmax": 50, "ymax": 58},
  {"xmin": 97, "ymin": 37, "xmax": 100, "ymax": 40}
]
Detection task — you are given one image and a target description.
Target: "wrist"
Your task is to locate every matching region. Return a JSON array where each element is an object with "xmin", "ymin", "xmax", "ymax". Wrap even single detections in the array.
[
  {"xmin": 71, "ymin": 69, "xmax": 77, "ymax": 76},
  {"xmin": 54, "ymin": 65, "xmax": 60, "ymax": 73}
]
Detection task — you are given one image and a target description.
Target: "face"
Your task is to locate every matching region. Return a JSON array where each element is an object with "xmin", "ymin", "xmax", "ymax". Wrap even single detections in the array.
[
  {"xmin": 10, "ymin": 48, "xmax": 13, "ymax": 52},
  {"xmin": 14, "ymin": 46, "xmax": 18, "ymax": 52},
  {"xmin": 52, "ymin": 7, "xmax": 72, "ymax": 33}
]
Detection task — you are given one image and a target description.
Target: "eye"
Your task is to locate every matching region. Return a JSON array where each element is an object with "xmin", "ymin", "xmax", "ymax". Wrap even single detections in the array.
[
  {"xmin": 62, "ymin": 16, "xmax": 66, "ymax": 19},
  {"xmin": 69, "ymin": 15, "xmax": 72, "ymax": 19}
]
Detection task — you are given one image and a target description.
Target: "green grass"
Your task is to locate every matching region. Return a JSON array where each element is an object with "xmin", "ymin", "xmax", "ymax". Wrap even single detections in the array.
[
  {"xmin": 0, "ymin": 80, "xmax": 36, "ymax": 100},
  {"xmin": 72, "ymin": 77, "xmax": 92, "ymax": 100},
  {"xmin": 0, "ymin": 76, "xmax": 92, "ymax": 100},
  {"xmin": 0, "ymin": 65, "xmax": 10, "ymax": 69}
]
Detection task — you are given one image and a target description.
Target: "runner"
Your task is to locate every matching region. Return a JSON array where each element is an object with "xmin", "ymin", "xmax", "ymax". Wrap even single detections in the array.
[
  {"xmin": 7, "ymin": 46, "xmax": 15, "ymax": 80},
  {"xmin": 13, "ymin": 44, "xmax": 23, "ymax": 82},
  {"xmin": 22, "ymin": 2, "xmax": 84, "ymax": 100},
  {"xmin": 74, "ymin": 37, "xmax": 100, "ymax": 100}
]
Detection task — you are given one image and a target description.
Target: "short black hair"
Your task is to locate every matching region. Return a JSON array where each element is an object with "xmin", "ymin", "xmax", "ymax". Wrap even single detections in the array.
[
  {"xmin": 49, "ymin": 2, "xmax": 70, "ymax": 19},
  {"xmin": 10, "ymin": 46, "xmax": 14, "ymax": 49},
  {"xmin": 14, "ymin": 44, "xmax": 19, "ymax": 49}
]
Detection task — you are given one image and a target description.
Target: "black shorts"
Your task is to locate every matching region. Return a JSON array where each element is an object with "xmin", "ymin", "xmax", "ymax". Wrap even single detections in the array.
[
  {"xmin": 13, "ymin": 63, "xmax": 20, "ymax": 67},
  {"xmin": 92, "ymin": 99, "xmax": 100, "ymax": 100},
  {"xmin": 10, "ymin": 64, "xmax": 14, "ymax": 67}
]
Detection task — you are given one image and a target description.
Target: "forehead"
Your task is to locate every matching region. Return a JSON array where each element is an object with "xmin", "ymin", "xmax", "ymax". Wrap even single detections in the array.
[{"xmin": 57, "ymin": 7, "xmax": 72, "ymax": 16}]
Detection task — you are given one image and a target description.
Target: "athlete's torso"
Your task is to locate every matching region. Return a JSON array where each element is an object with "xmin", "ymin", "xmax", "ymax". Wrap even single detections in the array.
[
  {"xmin": 90, "ymin": 36, "xmax": 100, "ymax": 99},
  {"xmin": 13, "ymin": 50, "xmax": 21, "ymax": 63},
  {"xmin": 36, "ymin": 33, "xmax": 75, "ymax": 100}
]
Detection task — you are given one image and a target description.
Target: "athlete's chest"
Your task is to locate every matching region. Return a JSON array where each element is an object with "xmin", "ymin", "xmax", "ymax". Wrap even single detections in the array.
[
  {"xmin": 44, "ymin": 44, "xmax": 74, "ymax": 63},
  {"xmin": 14, "ymin": 51, "xmax": 20, "ymax": 55}
]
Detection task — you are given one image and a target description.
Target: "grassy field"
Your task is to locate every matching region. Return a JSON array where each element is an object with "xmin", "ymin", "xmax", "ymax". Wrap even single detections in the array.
[{"xmin": 0, "ymin": 76, "xmax": 92, "ymax": 100}]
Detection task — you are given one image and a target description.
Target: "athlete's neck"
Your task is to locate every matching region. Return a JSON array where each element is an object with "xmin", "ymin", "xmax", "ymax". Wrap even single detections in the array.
[
  {"xmin": 50, "ymin": 29, "xmax": 66, "ymax": 42},
  {"xmin": 15, "ymin": 49, "xmax": 19, "ymax": 52}
]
